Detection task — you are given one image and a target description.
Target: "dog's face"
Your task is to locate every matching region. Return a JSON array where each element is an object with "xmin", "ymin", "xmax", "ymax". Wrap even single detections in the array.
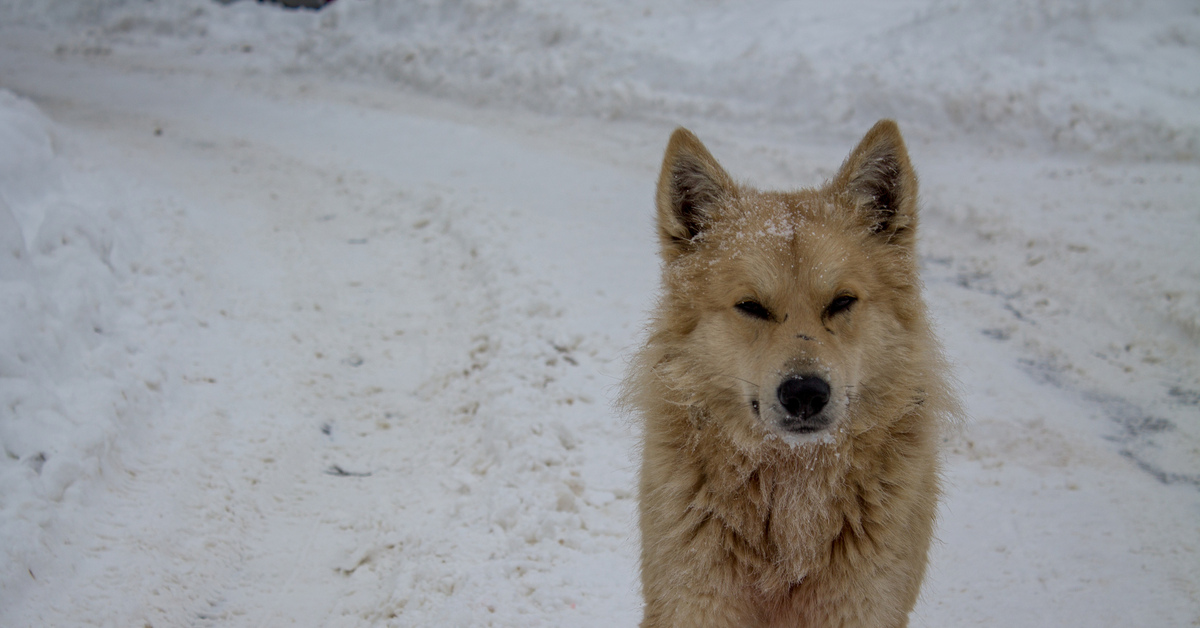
[{"xmin": 652, "ymin": 122, "xmax": 923, "ymax": 447}]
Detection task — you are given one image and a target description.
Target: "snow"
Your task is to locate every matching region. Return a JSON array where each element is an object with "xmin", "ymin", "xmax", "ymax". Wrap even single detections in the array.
[{"xmin": 0, "ymin": 0, "xmax": 1197, "ymax": 626}]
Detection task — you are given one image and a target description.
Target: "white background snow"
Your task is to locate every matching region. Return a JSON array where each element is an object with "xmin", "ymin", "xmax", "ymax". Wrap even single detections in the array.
[{"xmin": 0, "ymin": 0, "xmax": 1197, "ymax": 625}]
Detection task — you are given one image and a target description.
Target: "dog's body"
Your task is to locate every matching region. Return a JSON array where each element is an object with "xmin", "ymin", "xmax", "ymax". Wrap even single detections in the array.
[{"xmin": 624, "ymin": 121, "xmax": 958, "ymax": 627}]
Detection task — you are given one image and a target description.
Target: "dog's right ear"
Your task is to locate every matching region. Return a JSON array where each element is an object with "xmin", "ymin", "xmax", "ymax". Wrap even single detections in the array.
[{"xmin": 655, "ymin": 127, "xmax": 735, "ymax": 259}]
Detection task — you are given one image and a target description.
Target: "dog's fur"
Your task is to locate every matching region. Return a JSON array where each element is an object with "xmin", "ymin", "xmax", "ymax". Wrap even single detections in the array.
[{"xmin": 623, "ymin": 121, "xmax": 958, "ymax": 627}]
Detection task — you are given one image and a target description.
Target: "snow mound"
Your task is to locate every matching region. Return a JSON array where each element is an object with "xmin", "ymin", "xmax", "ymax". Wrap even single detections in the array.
[
  {"xmin": 0, "ymin": 89, "xmax": 164, "ymax": 592},
  {"xmin": 5, "ymin": 0, "xmax": 1198, "ymax": 159}
]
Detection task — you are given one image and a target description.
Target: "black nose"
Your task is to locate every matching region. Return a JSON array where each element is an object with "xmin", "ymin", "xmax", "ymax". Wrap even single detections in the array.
[{"xmin": 777, "ymin": 376, "xmax": 830, "ymax": 420}]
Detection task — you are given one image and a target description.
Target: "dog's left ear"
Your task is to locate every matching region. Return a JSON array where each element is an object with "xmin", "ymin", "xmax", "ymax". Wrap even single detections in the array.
[{"xmin": 832, "ymin": 120, "xmax": 919, "ymax": 247}]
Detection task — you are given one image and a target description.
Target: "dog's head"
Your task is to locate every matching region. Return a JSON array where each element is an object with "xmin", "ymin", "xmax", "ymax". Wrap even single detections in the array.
[{"xmin": 651, "ymin": 121, "xmax": 927, "ymax": 448}]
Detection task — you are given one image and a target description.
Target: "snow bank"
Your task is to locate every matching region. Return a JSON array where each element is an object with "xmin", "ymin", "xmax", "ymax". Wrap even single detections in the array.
[
  {"xmin": 4, "ymin": 0, "xmax": 1198, "ymax": 159},
  {"xmin": 0, "ymin": 89, "xmax": 166, "ymax": 593}
]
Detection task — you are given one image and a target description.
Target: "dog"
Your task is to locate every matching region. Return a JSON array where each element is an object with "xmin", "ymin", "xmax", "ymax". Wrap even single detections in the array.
[{"xmin": 623, "ymin": 120, "xmax": 959, "ymax": 627}]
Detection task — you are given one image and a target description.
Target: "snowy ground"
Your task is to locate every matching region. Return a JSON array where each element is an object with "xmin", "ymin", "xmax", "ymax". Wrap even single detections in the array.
[{"xmin": 0, "ymin": 1, "xmax": 1197, "ymax": 626}]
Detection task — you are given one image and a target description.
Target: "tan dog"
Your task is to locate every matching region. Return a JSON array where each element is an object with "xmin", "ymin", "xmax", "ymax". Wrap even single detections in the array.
[{"xmin": 624, "ymin": 121, "xmax": 958, "ymax": 627}]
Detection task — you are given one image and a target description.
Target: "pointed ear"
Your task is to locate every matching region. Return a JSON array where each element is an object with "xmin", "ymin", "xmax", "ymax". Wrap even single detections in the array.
[
  {"xmin": 655, "ymin": 127, "xmax": 735, "ymax": 258},
  {"xmin": 832, "ymin": 120, "xmax": 919, "ymax": 246}
]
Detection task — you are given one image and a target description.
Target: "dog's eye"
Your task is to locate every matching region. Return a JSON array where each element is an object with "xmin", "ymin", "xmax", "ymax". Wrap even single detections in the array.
[
  {"xmin": 826, "ymin": 294, "xmax": 857, "ymax": 316},
  {"xmin": 735, "ymin": 300, "xmax": 772, "ymax": 321}
]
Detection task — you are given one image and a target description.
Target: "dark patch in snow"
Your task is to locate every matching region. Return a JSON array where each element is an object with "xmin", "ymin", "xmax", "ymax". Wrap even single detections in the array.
[
  {"xmin": 954, "ymin": 271, "xmax": 991, "ymax": 290},
  {"xmin": 325, "ymin": 464, "xmax": 371, "ymax": 478},
  {"xmin": 1168, "ymin": 386, "xmax": 1200, "ymax": 406},
  {"xmin": 1017, "ymin": 357, "xmax": 1060, "ymax": 386},
  {"xmin": 1002, "ymin": 303, "xmax": 1030, "ymax": 322},
  {"xmin": 1119, "ymin": 451, "xmax": 1200, "ymax": 488},
  {"xmin": 26, "ymin": 452, "xmax": 46, "ymax": 475},
  {"xmin": 981, "ymin": 328, "xmax": 1010, "ymax": 341}
]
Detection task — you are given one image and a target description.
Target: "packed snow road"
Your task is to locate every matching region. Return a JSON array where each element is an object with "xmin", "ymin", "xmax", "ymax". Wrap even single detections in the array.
[
  {"xmin": 2, "ymin": 22, "xmax": 1199, "ymax": 627},
  {"xmin": 1, "ymin": 52, "xmax": 654, "ymax": 626}
]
